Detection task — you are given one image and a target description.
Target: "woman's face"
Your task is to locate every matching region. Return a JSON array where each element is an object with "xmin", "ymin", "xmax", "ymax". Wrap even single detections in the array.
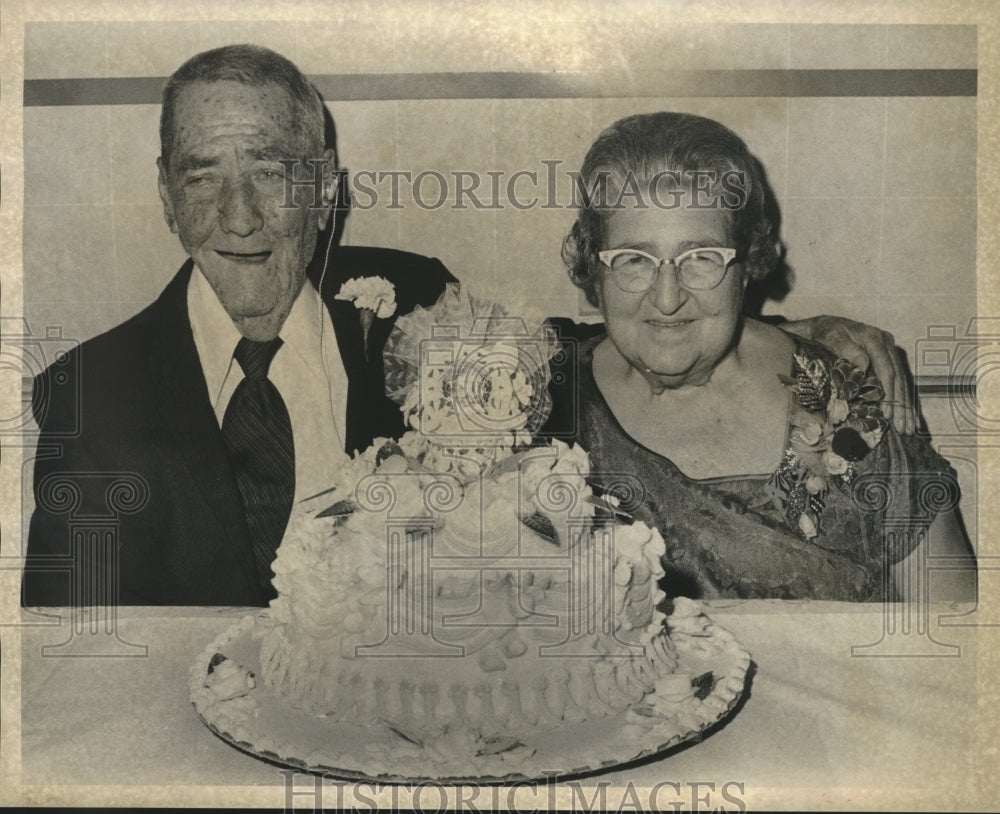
[{"xmin": 597, "ymin": 202, "xmax": 747, "ymax": 386}]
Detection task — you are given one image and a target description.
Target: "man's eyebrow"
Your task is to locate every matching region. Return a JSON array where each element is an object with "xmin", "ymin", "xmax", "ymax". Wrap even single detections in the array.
[
  {"xmin": 171, "ymin": 146, "xmax": 305, "ymax": 173},
  {"xmin": 174, "ymin": 154, "xmax": 220, "ymax": 174},
  {"xmin": 245, "ymin": 146, "xmax": 299, "ymax": 162}
]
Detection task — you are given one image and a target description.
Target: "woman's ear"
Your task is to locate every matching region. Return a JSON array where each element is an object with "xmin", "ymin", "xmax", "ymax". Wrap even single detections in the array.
[{"xmin": 591, "ymin": 266, "xmax": 604, "ymax": 312}]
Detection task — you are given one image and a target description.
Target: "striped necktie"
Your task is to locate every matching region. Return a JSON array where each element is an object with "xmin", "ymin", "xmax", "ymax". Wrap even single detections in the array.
[{"xmin": 222, "ymin": 336, "xmax": 295, "ymax": 600}]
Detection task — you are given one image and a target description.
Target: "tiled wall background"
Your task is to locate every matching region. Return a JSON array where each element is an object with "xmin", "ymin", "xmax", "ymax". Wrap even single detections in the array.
[{"xmin": 20, "ymin": 21, "xmax": 980, "ymax": 540}]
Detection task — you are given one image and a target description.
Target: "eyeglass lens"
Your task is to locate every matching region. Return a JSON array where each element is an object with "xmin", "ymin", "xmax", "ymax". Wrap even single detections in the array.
[{"xmin": 609, "ymin": 249, "xmax": 729, "ymax": 292}]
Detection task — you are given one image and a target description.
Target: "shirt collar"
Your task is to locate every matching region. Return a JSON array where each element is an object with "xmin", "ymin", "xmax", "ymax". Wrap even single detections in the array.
[
  {"xmin": 187, "ymin": 269, "xmax": 327, "ymax": 407},
  {"xmin": 279, "ymin": 275, "xmax": 327, "ymax": 371},
  {"xmin": 187, "ymin": 269, "xmax": 243, "ymax": 409}
]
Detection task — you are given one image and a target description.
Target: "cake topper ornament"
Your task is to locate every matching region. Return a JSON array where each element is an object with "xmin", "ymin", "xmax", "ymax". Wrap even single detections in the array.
[{"xmin": 382, "ymin": 283, "xmax": 559, "ymax": 480}]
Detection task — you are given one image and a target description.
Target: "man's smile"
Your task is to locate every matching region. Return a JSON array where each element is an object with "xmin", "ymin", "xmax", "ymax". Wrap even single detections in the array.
[
  {"xmin": 215, "ymin": 250, "xmax": 272, "ymax": 263},
  {"xmin": 644, "ymin": 318, "xmax": 694, "ymax": 329}
]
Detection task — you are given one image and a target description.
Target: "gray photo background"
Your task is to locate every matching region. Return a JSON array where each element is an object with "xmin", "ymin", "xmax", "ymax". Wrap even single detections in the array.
[{"xmin": 19, "ymin": 19, "xmax": 979, "ymax": 545}]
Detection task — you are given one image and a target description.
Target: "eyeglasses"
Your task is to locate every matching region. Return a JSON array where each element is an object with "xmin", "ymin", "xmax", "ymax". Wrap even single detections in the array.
[{"xmin": 597, "ymin": 246, "xmax": 737, "ymax": 292}]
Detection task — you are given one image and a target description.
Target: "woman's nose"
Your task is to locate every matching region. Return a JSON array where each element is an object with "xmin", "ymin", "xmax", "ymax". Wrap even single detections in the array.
[
  {"xmin": 218, "ymin": 177, "xmax": 263, "ymax": 236},
  {"xmin": 647, "ymin": 260, "xmax": 687, "ymax": 314}
]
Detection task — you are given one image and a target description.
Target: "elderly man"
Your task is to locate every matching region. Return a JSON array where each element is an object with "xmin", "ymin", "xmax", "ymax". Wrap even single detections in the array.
[
  {"xmin": 22, "ymin": 44, "xmax": 910, "ymax": 607},
  {"xmin": 22, "ymin": 45, "xmax": 454, "ymax": 606}
]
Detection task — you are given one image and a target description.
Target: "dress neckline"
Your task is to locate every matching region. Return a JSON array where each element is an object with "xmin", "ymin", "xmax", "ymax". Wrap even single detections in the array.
[{"xmin": 581, "ymin": 332, "xmax": 797, "ymax": 485}]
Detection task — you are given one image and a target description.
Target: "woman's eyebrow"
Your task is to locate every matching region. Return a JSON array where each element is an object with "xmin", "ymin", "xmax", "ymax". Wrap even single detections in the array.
[
  {"xmin": 606, "ymin": 238, "xmax": 725, "ymax": 253},
  {"xmin": 606, "ymin": 239, "xmax": 657, "ymax": 252}
]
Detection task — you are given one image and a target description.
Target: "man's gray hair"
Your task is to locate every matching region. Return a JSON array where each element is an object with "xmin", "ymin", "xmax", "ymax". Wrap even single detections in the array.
[{"xmin": 159, "ymin": 43, "xmax": 326, "ymax": 168}]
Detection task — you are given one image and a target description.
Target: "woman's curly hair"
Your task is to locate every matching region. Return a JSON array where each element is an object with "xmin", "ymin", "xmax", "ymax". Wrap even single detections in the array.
[{"xmin": 562, "ymin": 112, "xmax": 780, "ymax": 308}]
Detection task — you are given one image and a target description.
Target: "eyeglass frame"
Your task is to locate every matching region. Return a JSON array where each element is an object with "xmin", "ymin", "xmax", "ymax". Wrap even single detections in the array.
[{"xmin": 597, "ymin": 246, "xmax": 738, "ymax": 292}]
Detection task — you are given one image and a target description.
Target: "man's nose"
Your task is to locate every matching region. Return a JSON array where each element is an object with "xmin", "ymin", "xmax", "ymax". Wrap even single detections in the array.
[
  {"xmin": 218, "ymin": 177, "xmax": 263, "ymax": 236},
  {"xmin": 647, "ymin": 260, "xmax": 687, "ymax": 314}
]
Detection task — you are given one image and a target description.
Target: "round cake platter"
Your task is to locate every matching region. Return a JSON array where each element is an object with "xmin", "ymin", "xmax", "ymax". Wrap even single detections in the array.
[{"xmin": 189, "ymin": 611, "xmax": 752, "ymax": 785}]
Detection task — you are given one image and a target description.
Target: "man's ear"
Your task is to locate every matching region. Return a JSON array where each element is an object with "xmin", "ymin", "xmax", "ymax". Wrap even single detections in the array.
[
  {"xmin": 317, "ymin": 148, "xmax": 339, "ymax": 231},
  {"xmin": 156, "ymin": 157, "xmax": 178, "ymax": 234}
]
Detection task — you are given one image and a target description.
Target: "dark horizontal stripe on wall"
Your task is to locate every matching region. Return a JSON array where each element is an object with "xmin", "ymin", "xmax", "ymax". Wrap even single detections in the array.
[
  {"xmin": 24, "ymin": 68, "xmax": 976, "ymax": 106},
  {"xmin": 913, "ymin": 376, "xmax": 978, "ymax": 398},
  {"xmin": 25, "ymin": 76, "xmax": 167, "ymax": 106}
]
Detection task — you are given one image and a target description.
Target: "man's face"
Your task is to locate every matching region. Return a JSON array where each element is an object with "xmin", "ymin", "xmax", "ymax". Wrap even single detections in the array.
[{"xmin": 158, "ymin": 80, "xmax": 334, "ymax": 340}]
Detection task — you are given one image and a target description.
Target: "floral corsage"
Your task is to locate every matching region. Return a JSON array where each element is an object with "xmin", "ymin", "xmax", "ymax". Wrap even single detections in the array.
[
  {"xmin": 335, "ymin": 276, "xmax": 397, "ymax": 359},
  {"xmin": 764, "ymin": 353, "xmax": 889, "ymax": 539}
]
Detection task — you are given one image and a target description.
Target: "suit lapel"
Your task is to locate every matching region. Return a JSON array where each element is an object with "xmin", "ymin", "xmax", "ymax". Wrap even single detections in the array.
[
  {"xmin": 149, "ymin": 263, "xmax": 261, "ymax": 600},
  {"xmin": 311, "ymin": 242, "xmax": 455, "ymax": 455},
  {"xmin": 316, "ymin": 251, "xmax": 391, "ymax": 455},
  {"xmin": 328, "ymin": 288, "xmax": 373, "ymax": 455},
  {"xmin": 329, "ymin": 294, "xmax": 366, "ymax": 379}
]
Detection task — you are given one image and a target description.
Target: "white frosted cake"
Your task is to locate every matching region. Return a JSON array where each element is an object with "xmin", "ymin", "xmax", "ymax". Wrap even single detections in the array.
[
  {"xmin": 191, "ymin": 288, "xmax": 750, "ymax": 778},
  {"xmin": 258, "ymin": 439, "xmax": 682, "ymax": 750}
]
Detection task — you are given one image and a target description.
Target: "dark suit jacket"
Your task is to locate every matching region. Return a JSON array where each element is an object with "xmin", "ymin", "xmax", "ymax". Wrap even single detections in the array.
[{"xmin": 23, "ymin": 246, "xmax": 455, "ymax": 606}]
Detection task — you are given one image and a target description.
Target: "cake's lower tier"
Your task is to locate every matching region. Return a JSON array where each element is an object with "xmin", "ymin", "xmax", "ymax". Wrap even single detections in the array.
[{"xmin": 259, "ymin": 626, "xmax": 680, "ymax": 737}]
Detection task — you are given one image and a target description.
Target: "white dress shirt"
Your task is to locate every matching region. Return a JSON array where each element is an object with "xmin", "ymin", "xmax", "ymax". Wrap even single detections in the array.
[{"xmin": 187, "ymin": 268, "xmax": 352, "ymax": 507}]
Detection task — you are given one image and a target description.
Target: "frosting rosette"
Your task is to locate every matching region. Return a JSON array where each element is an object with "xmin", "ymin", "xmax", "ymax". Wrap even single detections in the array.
[{"xmin": 611, "ymin": 521, "xmax": 667, "ymax": 635}]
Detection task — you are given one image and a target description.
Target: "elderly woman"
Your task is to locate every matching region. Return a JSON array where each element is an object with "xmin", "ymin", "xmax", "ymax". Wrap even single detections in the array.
[{"xmin": 549, "ymin": 112, "xmax": 975, "ymax": 601}]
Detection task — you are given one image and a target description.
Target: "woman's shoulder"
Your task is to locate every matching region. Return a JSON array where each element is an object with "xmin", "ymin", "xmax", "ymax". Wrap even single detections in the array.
[
  {"xmin": 772, "ymin": 325, "xmax": 953, "ymax": 489},
  {"xmin": 744, "ymin": 317, "xmax": 843, "ymax": 370},
  {"xmin": 763, "ymin": 325, "xmax": 878, "ymax": 403}
]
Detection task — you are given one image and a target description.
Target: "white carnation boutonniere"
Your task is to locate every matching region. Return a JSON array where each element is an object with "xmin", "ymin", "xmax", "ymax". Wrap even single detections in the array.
[{"xmin": 335, "ymin": 276, "xmax": 397, "ymax": 360}]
